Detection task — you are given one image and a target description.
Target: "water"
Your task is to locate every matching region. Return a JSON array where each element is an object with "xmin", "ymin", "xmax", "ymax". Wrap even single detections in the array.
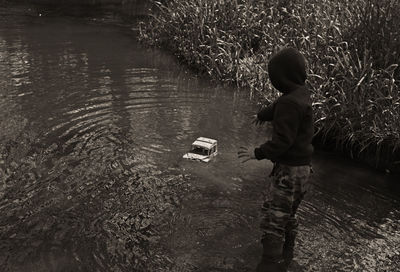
[{"xmin": 0, "ymin": 8, "xmax": 399, "ymax": 272}]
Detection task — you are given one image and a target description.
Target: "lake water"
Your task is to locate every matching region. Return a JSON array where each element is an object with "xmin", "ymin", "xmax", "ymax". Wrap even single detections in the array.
[{"xmin": 0, "ymin": 7, "xmax": 399, "ymax": 272}]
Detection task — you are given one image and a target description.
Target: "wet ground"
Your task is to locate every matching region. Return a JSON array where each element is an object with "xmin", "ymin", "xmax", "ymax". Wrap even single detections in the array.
[{"xmin": 0, "ymin": 6, "xmax": 400, "ymax": 272}]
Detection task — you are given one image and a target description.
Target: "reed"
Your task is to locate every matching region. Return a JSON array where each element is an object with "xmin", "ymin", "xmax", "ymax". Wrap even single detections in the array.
[{"xmin": 139, "ymin": 0, "xmax": 400, "ymax": 171}]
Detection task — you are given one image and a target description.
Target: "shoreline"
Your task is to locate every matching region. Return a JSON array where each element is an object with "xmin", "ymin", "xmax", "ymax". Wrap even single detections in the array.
[{"xmin": 136, "ymin": 0, "xmax": 400, "ymax": 175}]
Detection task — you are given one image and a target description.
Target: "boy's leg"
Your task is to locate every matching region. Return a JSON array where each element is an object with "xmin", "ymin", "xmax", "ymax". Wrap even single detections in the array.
[
  {"xmin": 257, "ymin": 164, "xmax": 295, "ymax": 272},
  {"xmin": 282, "ymin": 193, "xmax": 302, "ymax": 268},
  {"xmin": 282, "ymin": 166, "xmax": 311, "ymax": 268}
]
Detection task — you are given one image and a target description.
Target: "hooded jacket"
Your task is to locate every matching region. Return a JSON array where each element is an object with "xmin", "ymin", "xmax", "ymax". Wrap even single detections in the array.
[{"xmin": 254, "ymin": 48, "xmax": 314, "ymax": 165}]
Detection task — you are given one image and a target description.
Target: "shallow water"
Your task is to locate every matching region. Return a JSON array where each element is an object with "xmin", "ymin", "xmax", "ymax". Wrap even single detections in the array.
[{"xmin": 0, "ymin": 8, "xmax": 399, "ymax": 272}]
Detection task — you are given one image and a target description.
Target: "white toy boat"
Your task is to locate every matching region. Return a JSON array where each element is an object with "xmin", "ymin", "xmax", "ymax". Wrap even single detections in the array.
[{"xmin": 183, "ymin": 137, "xmax": 218, "ymax": 163}]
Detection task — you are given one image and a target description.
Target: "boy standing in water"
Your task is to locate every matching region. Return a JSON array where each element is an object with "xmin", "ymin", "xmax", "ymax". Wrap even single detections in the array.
[{"xmin": 238, "ymin": 47, "xmax": 313, "ymax": 272}]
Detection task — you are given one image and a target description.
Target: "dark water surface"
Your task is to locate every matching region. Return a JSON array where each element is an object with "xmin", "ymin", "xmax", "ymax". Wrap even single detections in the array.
[{"xmin": 1, "ymin": 9, "xmax": 399, "ymax": 272}]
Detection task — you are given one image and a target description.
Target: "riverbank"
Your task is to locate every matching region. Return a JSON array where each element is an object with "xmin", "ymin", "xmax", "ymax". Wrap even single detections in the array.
[{"xmin": 138, "ymin": 0, "xmax": 400, "ymax": 174}]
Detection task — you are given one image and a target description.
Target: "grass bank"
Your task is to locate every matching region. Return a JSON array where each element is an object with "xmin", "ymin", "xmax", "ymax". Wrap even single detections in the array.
[{"xmin": 138, "ymin": 0, "xmax": 400, "ymax": 173}]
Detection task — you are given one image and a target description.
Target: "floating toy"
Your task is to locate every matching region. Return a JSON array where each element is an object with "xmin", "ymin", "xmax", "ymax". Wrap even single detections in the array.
[{"xmin": 183, "ymin": 137, "xmax": 218, "ymax": 163}]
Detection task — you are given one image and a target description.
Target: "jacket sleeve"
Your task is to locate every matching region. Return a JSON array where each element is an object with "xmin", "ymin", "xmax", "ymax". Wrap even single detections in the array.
[
  {"xmin": 257, "ymin": 102, "xmax": 275, "ymax": 121},
  {"xmin": 254, "ymin": 99, "xmax": 301, "ymax": 160}
]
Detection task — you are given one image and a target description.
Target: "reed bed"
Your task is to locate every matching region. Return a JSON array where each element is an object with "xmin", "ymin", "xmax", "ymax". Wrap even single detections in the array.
[{"xmin": 139, "ymin": 0, "xmax": 400, "ymax": 171}]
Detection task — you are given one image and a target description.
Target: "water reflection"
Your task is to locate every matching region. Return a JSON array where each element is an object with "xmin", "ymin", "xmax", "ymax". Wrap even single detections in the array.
[{"xmin": 0, "ymin": 8, "xmax": 399, "ymax": 272}]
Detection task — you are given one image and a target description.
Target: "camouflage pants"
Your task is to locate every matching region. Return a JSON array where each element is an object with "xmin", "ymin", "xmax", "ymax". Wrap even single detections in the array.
[{"xmin": 257, "ymin": 163, "xmax": 311, "ymax": 271}]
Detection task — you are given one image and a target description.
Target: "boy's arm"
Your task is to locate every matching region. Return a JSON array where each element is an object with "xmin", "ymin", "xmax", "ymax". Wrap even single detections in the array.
[
  {"xmin": 257, "ymin": 102, "xmax": 275, "ymax": 122},
  {"xmin": 254, "ymin": 100, "xmax": 300, "ymax": 160}
]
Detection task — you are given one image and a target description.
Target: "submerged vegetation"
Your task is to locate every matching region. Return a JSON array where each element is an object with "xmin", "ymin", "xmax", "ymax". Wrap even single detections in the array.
[{"xmin": 138, "ymin": 0, "xmax": 400, "ymax": 171}]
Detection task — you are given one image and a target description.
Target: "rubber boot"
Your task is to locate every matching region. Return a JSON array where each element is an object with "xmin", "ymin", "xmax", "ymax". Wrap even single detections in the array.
[
  {"xmin": 283, "ymin": 219, "xmax": 298, "ymax": 269},
  {"xmin": 256, "ymin": 237, "xmax": 287, "ymax": 272},
  {"xmin": 256, "ymin": 258, "xmax": 286, "ymax": 272},
  {"xmin": 282, "ymin": 232, "xmax": 295, "ymax": 269}
]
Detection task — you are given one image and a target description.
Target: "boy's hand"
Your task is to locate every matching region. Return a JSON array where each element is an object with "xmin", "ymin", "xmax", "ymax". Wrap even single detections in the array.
[
  {"xmin": 251, "ymin": 115, "xmax": 265, "ymax": 126},
  {"xmin": 238, "ymin": 147, "xmax": 256, "ymax": 163}
]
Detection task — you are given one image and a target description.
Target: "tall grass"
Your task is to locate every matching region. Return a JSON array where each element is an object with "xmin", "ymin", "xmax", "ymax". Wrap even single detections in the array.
[{"xmin": 139, "ymin": 0, "xmax": 400, "ymax": 171}]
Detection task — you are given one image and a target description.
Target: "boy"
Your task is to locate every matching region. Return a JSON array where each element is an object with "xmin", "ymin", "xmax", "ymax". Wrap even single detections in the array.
[{"xmin": 238, "ymin": 47, "xmax": 313, "ymax": 272}]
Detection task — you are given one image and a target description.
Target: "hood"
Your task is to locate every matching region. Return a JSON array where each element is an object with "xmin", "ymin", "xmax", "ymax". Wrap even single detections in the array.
[
  {"xmin": 183, "ymin": 153, "xmax": 210, "ymax": 162},
  {"xmin": 268, "ymin": 47, "xmax": 306, "ymax": 94}
]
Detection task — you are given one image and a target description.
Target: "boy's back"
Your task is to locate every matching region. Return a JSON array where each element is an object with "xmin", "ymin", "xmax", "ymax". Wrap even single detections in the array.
[
  {"xmin": 238, "ymin": 47, "xmax": 313, "ymax": 272},
  {"xmin": 254, "ymin": 48, "xmax": 314, "ymax": 166}
]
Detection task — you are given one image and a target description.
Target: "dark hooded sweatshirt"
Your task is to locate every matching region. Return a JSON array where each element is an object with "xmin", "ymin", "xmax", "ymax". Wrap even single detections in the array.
[{"xmin": 254, "ymin": 48, "xmax": 314, "ymax": 165}]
